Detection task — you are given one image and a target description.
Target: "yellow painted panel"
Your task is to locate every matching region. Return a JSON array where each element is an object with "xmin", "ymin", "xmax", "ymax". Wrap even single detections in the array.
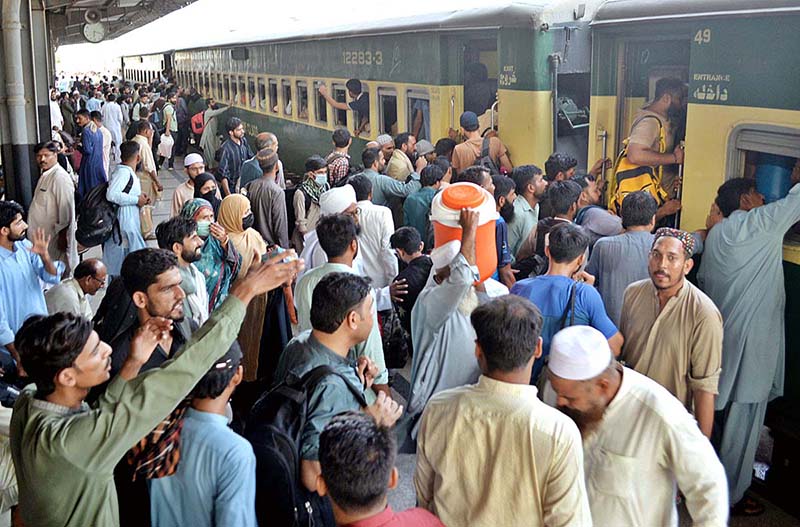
[
  {"xmin": 783, "ymin": 240, "xmax": 800, "ymax": 266},
  {"xmin": 429, "ymin": 86, "xmax": 463, "ymax": 141},
  {"xmin": 588, "ymin": 95, "xmax": 619, "ymax": 178},
  {"xmin": 681, "ymin": 104, "xmax": 800, "ymax": 232},
  {"xmin": 497, "ymin": 89, "xmax": 552, "ymax": 167},
  {"xmin": 622, "ymin": 97, "xmax": 647, "ymax": 139}
]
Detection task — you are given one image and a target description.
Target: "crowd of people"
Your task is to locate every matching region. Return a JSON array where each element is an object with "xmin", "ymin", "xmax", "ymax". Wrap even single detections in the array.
[{"xmin": 0, "ymin": 72, "xmax": 795, "ymax": 526}]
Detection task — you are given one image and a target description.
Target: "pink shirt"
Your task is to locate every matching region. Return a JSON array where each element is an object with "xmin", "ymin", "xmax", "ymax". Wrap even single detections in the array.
[{"xmin": 341, "ymin": 506, "xmax": 444, "ymax": 527}]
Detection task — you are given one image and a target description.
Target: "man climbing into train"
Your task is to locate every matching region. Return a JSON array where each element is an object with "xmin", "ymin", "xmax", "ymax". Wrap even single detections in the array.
[{"xmin": 318, "ymin": 79, "xmax": 370, "ymax": 137}]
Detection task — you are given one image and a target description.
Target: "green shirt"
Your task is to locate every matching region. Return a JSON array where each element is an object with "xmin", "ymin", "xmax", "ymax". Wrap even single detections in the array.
[
  {"xmin": 507, "ymin": 196, "xmax": 539, "ymax": 261},
  {"xmin": 164, "ymin": 103, "xmax": 178, "ymax": 133},
  {"xmin": 10, "ymin": 297, "xmax": 246, "ymax": 527}
]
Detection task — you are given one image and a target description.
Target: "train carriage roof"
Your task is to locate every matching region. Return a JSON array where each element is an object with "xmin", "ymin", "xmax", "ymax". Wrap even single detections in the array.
[{"xmin": 593, "ymin": 0, "xmax": 800, "ymax": 26}]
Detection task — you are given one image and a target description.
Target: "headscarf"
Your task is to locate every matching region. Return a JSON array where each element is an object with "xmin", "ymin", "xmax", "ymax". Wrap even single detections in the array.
[
  {"xmin": 180, "ymin": 198, "xmax": 241, "ymax": 311},
  {"xmin": 193, "ymin": 172, "xmax": 221, "ymax": 216},
  {"xmin": 300, "ymin": 174, "xmax": 327, "ymax": 207},
  {"xmin": 653, "ymin": 227, "xmax": 695, "ymax": 257},
  {"xmin": 218, "ymin": 194, "xmax": 266, "ymax": 276}
]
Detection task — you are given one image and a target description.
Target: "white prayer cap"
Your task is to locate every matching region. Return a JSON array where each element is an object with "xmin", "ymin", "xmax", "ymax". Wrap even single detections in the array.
[
  {"xmin": 376, "ymin": 134, "xmax": 393, "ymax": 146},
  {"xmin": 430, "ymin": 240, "xmax": 461, "ymax": 271},
  {"xmin": 320, "ymin": 184, "xmax": 357, "ymax": 216},
  {"xmin": 183, "ymin": 153, "xmax": 204, "ymax": 167},
  {"xmin": 482, "ymin": 278, "xmax": 509, "ymax": 298},
  {"xmin": 549, "ymin": 326, "xmax": 613, "ymax": 381}
]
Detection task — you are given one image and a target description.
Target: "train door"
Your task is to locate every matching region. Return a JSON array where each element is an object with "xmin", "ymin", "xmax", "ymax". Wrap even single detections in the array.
[{"xmin": 462, "ymin": 39, "xmax": 498, "ymax": 134}]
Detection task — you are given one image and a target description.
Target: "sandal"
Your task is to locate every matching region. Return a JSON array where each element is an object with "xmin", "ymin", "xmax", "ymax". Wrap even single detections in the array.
[{"xmin": 731, "ymin": 496, "xmax": 765, "ymax": 517}]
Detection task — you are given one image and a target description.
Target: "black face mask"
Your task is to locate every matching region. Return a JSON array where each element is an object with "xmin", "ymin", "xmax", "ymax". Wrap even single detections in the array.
[
  {"xmin": 200, "ymin": 190, "xmax": 216, "ymax": 203},
  {"xmin": 242, "ymin": 213, "xmax": 254, "ymax": 231}
]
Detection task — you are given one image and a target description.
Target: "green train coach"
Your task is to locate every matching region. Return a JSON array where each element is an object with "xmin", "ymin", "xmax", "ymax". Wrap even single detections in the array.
[{"xmin": 122, "ymin": 1, "xmax": 607, "ymax": 175}]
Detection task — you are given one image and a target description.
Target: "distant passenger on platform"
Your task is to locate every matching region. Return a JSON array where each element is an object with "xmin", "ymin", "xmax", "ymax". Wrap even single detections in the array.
[
  {"xmin": 320, "ymin": 412, "xmax": 443, "ymax": 527},
  {"xmin": 292, "ymin": 155, "xmax": 329, "ymax": 253},
  {"xmin": 75, "ymin": 108, "xmax": 106, "ymax": 199},
  {"xmin": 239, "ymin": 132, "xmax": 286, "ymax": 190},
  {"xmin": 548, "ymin": 326, "xmax": 729, "ymax": 527},
  {"xmin": 131, "ymin": 120, "xmax": 161, "ymax": 239},
  {"xmin": 45, "ymin": 259, "xmax": 106, "ymax": 319},
  {"xmin": 49, "ymin": 89, "xmax": 64, "ymax": 130},
  {"xmin": 91, "ymin": 111, "xmax": 113, "ymax": 177},
  {"xmin": 245, "ymin": 148, "xmax": 289, "ymax": 248},
  {"xmin": 326, "ymin": 128, "xmax": 353, "ymax": 187},
  {"xmin": 86, "ymin": 90, "xmax": 103, "ymax": 112},
  {"xmin": 451, "ymin": 111, "xmax": 512, "ymax": 175},
  {"xmin": 386, "ymin": 133, "xmax": 417, "ymax": 182},
  {"xmin": 217, "ymin": 117, "xmax": 253, "ymax": 196},
  {"xmin": 361, "ymin": 147, "xmax": 420, "ymax": 208},
  {"xmin": 507, "ymin": 165, "xmax": 547, "ymax": 263},
  {"xmin": 698, "ymin": 178, "xmax": 800, "ymax": 515},
  {"xmin": 415, "ymin": 296, "xmax": 591, "ymax": 527},
  {"xmin": 171, "ymin": 152, "xmax": 206, "ymax": 217},
  {"xmin": 149, "ymin": 343, "xmax": 257, "ymax": 527},
  {"xmin": 199, "ymin": 98, "xmax": 229, "ymax": 170},
  {"xmin": 571, "ymin": 172, "xmax": 622, "ymax": 246},
  {"xmin": 348, "ymin": 175, "xmax": 396, "ymax": 291},
  {"xmin": 318, "ymin": 79, "xmax": 370, "ymax": 137},
  {"xmin": 60, "ymin": 91, "xmax": 78, "ymax": 135},
  {"xmin": 404, "ymin": 164, "xmax": 443, "ymax": 250},
  {"xmin": 586, "ymin": 191, "xmax": 657, "ymax": 326},
  {"xmin": 101, "ymin": 93, "xmax": 124, "ymax": 163}
]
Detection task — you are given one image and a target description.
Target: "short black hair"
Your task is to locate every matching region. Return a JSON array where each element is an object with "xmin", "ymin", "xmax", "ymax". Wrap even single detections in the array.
[
  {"xmin": 361, "ymin": 147, "xmax": 381, "ymax": 168},
  {"xmin": 73, "ymin": 259, "xmax": 102, "ymax": 280},
  {"xmin": 390, "ymin": 226, "xmax": 422, "ymax": 254},
  {"xmin": 106, "ymin": 93, "xmax": 116, "ymax": 102},
  {"xmin": 34, "ymin": 141, "xmax": 60, "ymax": 154},
  {"xmin": 319, "ymin": 411, "xmax": 395, "ymax": 513},
  {"xmin": 348, "ymin": 175, "xmax": 372, "ymax": 202},
  {"xmin": 333, "ymin": 128, "xmax": 351, "ymax": 148},
  {"xmin": 309, "ymin": 273, "xmax": 371, "ymax": 333},
  {"xmin": 548, "ymin": 222, "xmax": 590, "ymax": 263},
  {"xmin": 256, "ymin": 148, "xmax": 279, "ymax": 174},
  {"xmin": 226, "ymin": 116, "xmax": 242, "ymax": 133},
  {"xmin": 305, "ymin": 155, "xmax": 327, "ymax": 173},
  {"xmin": 432, "ymin": 156, "xmax": 451, "ymax": 175},
  {"xmin": 15, "ymin": 313, "xmax": 93, "ymax": 397},
  {"xmin": 394, "ymin": 132, "xmax": 412, "ymax": 150},
  {"xmin": 716, "ymin": 178, "xmax": 757, "ymax": 217},
  {"xmin": 76, "ymin": 108, "xmax": 90, "ymax": 119},
  {"xmin": 544, "ymin": 180, "xmax": 582, "ymax": 215},
  {"xmin": 492, "ymin": 174, "xmax": 515, "ymax": 203},
  {"xmin": 654, "ymin": 77, "xmax": 685, "ymax": 101},
  {"xmin": 471, "ymin": 296, "xmax": 543, "ymax": 372},
  {"xmin": 135, "ymin": 119, "xmax": 151, "ymax": 135},
  {"xmin": 90, "ymin": 111, "xmax": 102, "ymax": 121},
  {"xmin": 511, "ymin": 165, "xmax": 543, "ymax": 195},
  {"xmin": 454, "ymin": 166, "xmax": 489, "ymax": 186},
  {"xmin": 317, "ymin": 214, "xmax": 358, "ymax": 259},
  {"xmin": 620, "ymin": 191, "xmax": 658, "ymax": 228},
  {"xmin": 121, "ymin": 248, "xmax": 179, "ymax": 296},
  {"xmin": 191, "ymin": 342, "xmax": 243, "ymax": 399},
  {"xmin": 544, "ymin": 152, "xmax": 578, "ymax": 181},
  {"xmin": 570, "ymin": 171, "xmax": 595, "ymax": 189},
  {"xmin": 434, "ymin": 138, "xmax": 456, "ymax": 158},
  {"xmin": 345, "ymin": 79, "xmax": 362, "ymax": 95},
  {"xmin": 0, "ymin": 201, "xmax": 24, "ymax": 230},
  {"xmin": 156, "ymin": 216, "xmax": 197, "ymax": 251},
  {"xmin": 120, "ymin": 140, "xmax": 140, "ymax": 163},
  {"xmin": 420, "ymin": 164, "xmax": 444, "ymax": 187}
]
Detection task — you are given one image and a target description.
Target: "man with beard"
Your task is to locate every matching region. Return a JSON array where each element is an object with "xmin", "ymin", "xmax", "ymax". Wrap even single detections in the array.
[
  {"xmin": 0, "ymin": 201, "xmax": 63, "ymax": 375},
  {"xmin": 171, "ymin": 153, "xmax": 207, "ymax": 217},
  {"xmin": 492, "ymin": 175, "xmax": 516, "ymax": 288},
  {"xmin": 571, "ymin": 172, "xmax": 622, "ymax": 247},
  {"xmin": 156, "ymin": 217, "xmax": 209, "ymax": 327},
  {"xmin": 620, "ymin": 229, "xmax": 722, "ymax": 438},
  {"xmin": 548, "ymin": 326, "xmax": 728, "ymax": 527},
  {"xmin": 507, "ymin": 165, "xmax": 548, "ymax": 261},
  {"xmin": 75, "ymin": 108, "xmax": 107, "ymax": 200},
  {"xmin": 386, "ymin": 133, "xmax": 417, "ymax": 182}
]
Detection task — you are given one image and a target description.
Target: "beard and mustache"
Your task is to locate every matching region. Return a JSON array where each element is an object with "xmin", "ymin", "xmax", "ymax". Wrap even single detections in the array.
[
  {"xmin": 499, "ymin": 200, "xmax": 515, "ymax": 223},
  {"xmin": 557, "ymin": 403, "xmax": 606, "ymax": 438}
]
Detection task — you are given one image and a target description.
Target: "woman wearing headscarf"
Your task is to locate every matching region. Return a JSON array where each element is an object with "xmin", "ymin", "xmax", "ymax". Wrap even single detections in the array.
[
  {"xmin": 193, "ymin": 172, "xmax": 222, "ymax": 217},
  {"xmin": 217, "ymin": 194, "xmax": 294, "ymax": 382},
  {"xmin": 291, "ymin": 155, "xmax": 329, "ymax": 252},
  {"xmin": 179, "ymin": 198, "xmax": 241, "ymax": 312}
]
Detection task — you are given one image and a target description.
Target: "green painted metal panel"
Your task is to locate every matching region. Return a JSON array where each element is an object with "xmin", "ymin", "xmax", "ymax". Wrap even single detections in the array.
[
  {"xmin": 624, "ymin": 40, "xmax": 689, "ymax": 98},
  {"xmin": 688, "ymin": 15, "xmax": 800, "ymax": 111},
  {"xmin": 591, "ymin": 35, "xmax": 618, "ymax": 96},
  {"xmin": 498, "ymin": 28, "xmax": 552, "ymax": 92}
]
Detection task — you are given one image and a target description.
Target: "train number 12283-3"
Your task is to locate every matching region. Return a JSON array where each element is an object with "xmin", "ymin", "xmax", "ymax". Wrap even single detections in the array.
[{"xmin": 343, "ymin": 50, "xmax": 383, "ymax": 66}]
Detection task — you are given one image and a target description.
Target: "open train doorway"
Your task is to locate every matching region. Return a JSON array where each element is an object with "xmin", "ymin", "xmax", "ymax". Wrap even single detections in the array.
[{"xmin": 463, "ymin": 39, "xmax": 497, "ymax": 135}]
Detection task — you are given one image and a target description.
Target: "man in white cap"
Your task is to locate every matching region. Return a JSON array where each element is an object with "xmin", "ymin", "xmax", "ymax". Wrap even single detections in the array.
[
  {"xmin": 415, "ymin": 295, "xmax": 591, "ymax": 527},
  {"xmin": 404, "ymin": 209, "xmax": 484, "ymax": 443},
  {"xmin": 376, "ymin": 134, "xmax": 395, "ymax": 172},
  {"xmin": 171, "ymin": 153, "xmax": 207, "ymax": 217},
  {"xmin": 548, "ymin": 325, "xmax": 729, "ymax": 527}
]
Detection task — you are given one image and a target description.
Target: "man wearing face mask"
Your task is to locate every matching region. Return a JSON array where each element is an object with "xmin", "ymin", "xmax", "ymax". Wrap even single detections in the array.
[
  {"xmin": 292, "ymin": 155, "xmax": 329, "ymax": 252},
  {"xmin": 156, "ymin": 217, "xmax": 209, "ymax": 326},
  {"xmin": 171, "ymin": 153, "xmax": 207, "ymax": 217}
]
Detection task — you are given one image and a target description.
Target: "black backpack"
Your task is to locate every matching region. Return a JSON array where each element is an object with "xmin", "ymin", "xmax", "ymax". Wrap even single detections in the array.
[
  {"xmin": 75, "ymin": 175, "xmax": 132, "ymax": 248},
  {"xmin": 244, "ymin": 365, "xmax": 367, "ymax": 527},
  {"xmin": 473, "ymin": 136, "xmax": 500, "ymax": 175}
]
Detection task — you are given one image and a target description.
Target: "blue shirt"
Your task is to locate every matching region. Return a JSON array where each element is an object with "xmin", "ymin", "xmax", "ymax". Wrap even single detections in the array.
[
  {"xmin": 403, "ymin": 186, "xmax": 437, "ymax": 247},
  {"xmin": 511, "ymin": 275, "xmax": 618, "ymax": 382},
  {"xmin": 0, "ymin": 240, "xmax": 63, "ymax": 346},
  {"xmin": 149, "ymin": 408, "xmax": 257, "ymax": 527},
  {"xmin": 492, "ymin": 216, "xmax": 512, "ymax": 281},
  {"xmin": 86, "ymin": 97, "xmax": 103, "ymax": 112}
]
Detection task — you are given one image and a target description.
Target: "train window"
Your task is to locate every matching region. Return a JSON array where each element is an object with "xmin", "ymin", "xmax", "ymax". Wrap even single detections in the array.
[
  {"xmin": 223, "ymin": 75, "xmax": 230, "ymax": 102},
  {"xmin": 313, "ymin": 81, "xmax": 328, "ymax": 124},
  {"xmin": 203, "ymin": 73, "xmax": 210, "ymax": 94},
  {"xmin": 216, "ymin": 74, "xmax": 223, "ymax": 101},
  {"xmin": 237, "ymin": 76, "xmax": 246, "ymax": 107},
  {"xmin": 282, "ymin": 80, "xmax": 293, "ymax": 116},
  {"xmin": 407, "ymin": 90, "xmax": 430, "ymax": 142},
  {"xmin": 356, "ymin": 82, "xmax": 370, "ymax": 135},
  {"xmin": 378, "ymin": 87, "xmax": 398, "ymax": 136},
  {"xmin": 296, "ymin": 81, "xmax": 309, "ymax": 121},
  {"xmin": 248, "ymin": 78, "xmax": 257, "ymax": 109},
  {"xmin": 332, "ymin": 83, "xmax": 347, "ymax": 127},
  {"xmin": 268, "ymin": 79, "xmax": 278, "ymax": 113},
  {"xmin": 257, "ymin": 78, "xmax": 266, "ymax": 112}
]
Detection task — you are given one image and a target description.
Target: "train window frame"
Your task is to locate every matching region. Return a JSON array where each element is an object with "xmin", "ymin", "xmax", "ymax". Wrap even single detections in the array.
[
  {"xmin": 313, "ymin": 80, "xmax": 328, "ymax": 125},
  {"xmin": 296, "ymin": 80, "xmax": 309, "ymax": 121},
  {"xmin": 357, "ymin": 82, "xmax": 371, "ymax": 135},
  {"xmin": 377, "ymin": 86, "xmax": 398, "ymax": 136},
  {"xmin": 726, "ymin": 124, "xmax": 800, "ymax": 181},
  {"xmin": 268, "ymin": 78, "xmax": 278, "ymax": 114},
  {"xmin": 248, "ymin": 77, "xmax": 257, "ymax": 110},
  {"xmin": 223, "ymin": 74, "xmax": 230, "ymax": 102},
  {"xmin": 282, "ymin": 79, "xmax": 293, "ymax": 117},
  {"xmin": 237, "ymin": 75, "xmax": 246, "ymax": 107},
  {"xmin": 257, "ymin": 77, "xmax": 267, "ymax": 112},
  {"xmin": 407, "ymin": 89, "xmax": 431, "ymax": 141},
  {"xmin": 215, "ymin": 74, "xmax": 223, "ymax": 101},
  {"xmin": 203, "ymin": 72, "xmax": 210, "ymax": 95},
  {"xmin": 332, "ymin": 83, "xmax": 348, "ymax": 127}
]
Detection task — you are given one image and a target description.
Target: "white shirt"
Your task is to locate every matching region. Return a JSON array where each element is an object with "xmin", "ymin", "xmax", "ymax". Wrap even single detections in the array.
[
  {"xmin": 45, "ymin": 278, "xmax": 93, "ymax": 319},
  {"xmin": 355, "ymin": 200, "xmax": 397, "ymax": 289},
  {"xmin": 583, "ymin": 366, "xmax": 728, "ymax": 527},
  {"xmin": 49, "ymin": 99, "xmax": 64, "ymax": 130}
]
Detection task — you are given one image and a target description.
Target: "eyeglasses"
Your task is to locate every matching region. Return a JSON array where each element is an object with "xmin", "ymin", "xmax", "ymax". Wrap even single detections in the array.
[{"xmin": 90, "ymin": 275, "xmax": 107, "ymax": 288}]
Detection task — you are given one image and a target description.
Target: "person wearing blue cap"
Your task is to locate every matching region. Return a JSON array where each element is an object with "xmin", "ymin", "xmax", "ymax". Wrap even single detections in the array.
[{"xmin": 451, "ymin": 111, "xmax": 513, "ymax": 175}]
